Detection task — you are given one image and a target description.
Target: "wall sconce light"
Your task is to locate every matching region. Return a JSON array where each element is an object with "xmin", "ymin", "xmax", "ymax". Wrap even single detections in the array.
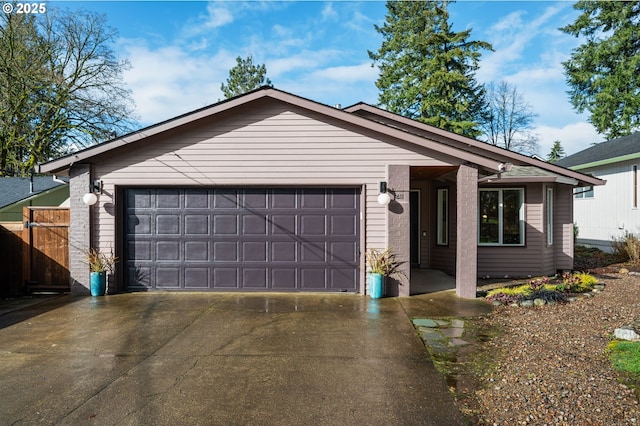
[
  {"xmin": 498, "ymin": 162, "xmax": 513, "ymax": 173},
  {"xmin": 82, "ymin": 180, "xmax": 102, "ymax": 206},
  {"xmin": 377, "ymin": 181, "xmax": 391, "ymax": 205}
]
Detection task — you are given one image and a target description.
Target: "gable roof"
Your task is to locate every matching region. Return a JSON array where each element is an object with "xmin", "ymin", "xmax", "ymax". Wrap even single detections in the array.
[
  {"xmin": 555, "ymin": 132, "xmax": 640, "ymax": 170},
  {"xmin": 37, "ymin": 86, "xmax": 603, "ymax": 187},
  {"xmin": 0, "ymin": 176, "xmax": 67, "ymax": 209}
]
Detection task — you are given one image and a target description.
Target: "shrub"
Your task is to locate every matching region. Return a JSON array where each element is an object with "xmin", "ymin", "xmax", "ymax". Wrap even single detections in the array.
[
  {"xmin": 529, "ymin": 289, "xmax": 567, "ymax": 304},
  {"xmin": 611, "ymin": 231, "xmax": 640, "ymax": 263},
  {"xmin": 562, "ymin": 271, "xmax": 598, "ymax": 293}
]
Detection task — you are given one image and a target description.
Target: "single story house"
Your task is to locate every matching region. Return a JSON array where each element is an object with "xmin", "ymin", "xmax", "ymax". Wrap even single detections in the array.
[
  {"xmin": 556, "ymin": 132, "xmax": 639, "ymax": 252},
  {"xmin": 0, "ymin": 176, "xmax": 69, "ymax": 222},
  {"xmin": 38, "ymin": 87, "xmax": 604, "ymax": 298}
]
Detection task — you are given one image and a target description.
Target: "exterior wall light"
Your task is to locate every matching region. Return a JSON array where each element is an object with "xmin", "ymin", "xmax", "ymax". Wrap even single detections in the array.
[
  {"xmin": 377, "ymin": 181, "xmax": 391, "ymax": 205},
  {"xmin": 82, "ymin": 180, "xmax": 102, "ymax": 206}
]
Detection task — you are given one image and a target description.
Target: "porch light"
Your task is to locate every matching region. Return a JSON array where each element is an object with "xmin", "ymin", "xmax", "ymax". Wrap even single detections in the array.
[
  {"xmin": 377, "ymin": 181, "xmax": 391, "ymax": 205},
  {"xmin": 83, "ymin": 193, "xmax": 98, "ymax": 206},
  {"xmin": 82, "ymin": 180, "xmax": 102, "ymax": 206}
]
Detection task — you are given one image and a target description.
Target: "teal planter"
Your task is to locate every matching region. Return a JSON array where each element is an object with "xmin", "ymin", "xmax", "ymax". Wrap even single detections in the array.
[
  {"xmin": 90, "ymin": 271, "xmax": 106, "ymax": 296},
  {"xmin": 369, "ymin": 273, "xmax": 384, "ymax": 299}
]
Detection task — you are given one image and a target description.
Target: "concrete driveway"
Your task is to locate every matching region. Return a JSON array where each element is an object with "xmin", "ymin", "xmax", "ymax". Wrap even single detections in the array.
[{"xmin": 0, "ymin": 293, "xmax": 479, "ymax": 425}]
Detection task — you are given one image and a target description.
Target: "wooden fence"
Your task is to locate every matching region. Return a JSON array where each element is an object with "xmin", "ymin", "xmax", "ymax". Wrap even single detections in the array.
[{"xmin": 0, "ymin": 207, "xmax": 70, "ymax": 296}]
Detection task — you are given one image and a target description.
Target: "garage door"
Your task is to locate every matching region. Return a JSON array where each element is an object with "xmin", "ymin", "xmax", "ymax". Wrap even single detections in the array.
[{"xmin": 124, "ymin": 188, "xmax": 360, "ymax": 292}]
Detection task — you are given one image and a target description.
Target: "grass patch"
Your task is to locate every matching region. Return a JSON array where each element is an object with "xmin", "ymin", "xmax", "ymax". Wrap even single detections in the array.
[
  {"xmin": 607, "ymin": 340, "xmax": 640, "ymax": 399},
  {"xmin": 608, "ymin": 340, "xmax": 640, "ymax": 374}
]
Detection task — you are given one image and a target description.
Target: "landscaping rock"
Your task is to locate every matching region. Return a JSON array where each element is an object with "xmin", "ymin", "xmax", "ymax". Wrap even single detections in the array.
[
  {"xmin": 520, "ymin": 300, "xmax": 534, "ymax": 307},
  {"xmin": 533, "ymin": 298, "xmax": 546, "ymax": 306},
  {"xmin": 614, "ymin": 326, "xmax": 640, "ymax": 341},
  {"xmin": 620, "ymin": 268, "xmax": 630, "ymax": 274}
]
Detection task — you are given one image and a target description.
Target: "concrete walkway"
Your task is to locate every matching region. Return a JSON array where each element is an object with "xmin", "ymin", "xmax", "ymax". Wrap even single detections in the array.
[{"xmin": 0, "ymin": 292, "xmax": 489, "ymax": 425}]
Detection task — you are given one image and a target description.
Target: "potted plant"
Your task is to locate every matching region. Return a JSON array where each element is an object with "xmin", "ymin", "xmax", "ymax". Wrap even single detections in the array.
[
  {"xmin": 365, "ymin": 248, "xmax": 404, "ymax": 298},
  {"xmin": 87, "ymin": 248, "xmax": 117, "ymax": 296}
]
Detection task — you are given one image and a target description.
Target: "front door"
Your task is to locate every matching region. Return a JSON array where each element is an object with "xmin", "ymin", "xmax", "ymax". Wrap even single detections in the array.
[{"xmin": 410, "ymin": 190, "xmax": 420, "ymax": 267}]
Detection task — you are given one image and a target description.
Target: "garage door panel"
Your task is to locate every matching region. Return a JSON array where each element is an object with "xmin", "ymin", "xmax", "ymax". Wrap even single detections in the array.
[
  {"xmin": 213, "ymin": 190, "xmax": 239, "ymax": 208},
  {"xmin": 300, "ymin": 215, "xmax": 326, "ymax": 235},
  {"xmin": 125, "ymin": 188, "xmax": 359, "ymax": 292},
  {"xmin": 128, "ymin": 241, "xmax": 152, "ymax": 260},
  {"xmin": 330, "ymin": 242, "xmax": 357, "ymax": 263},
  {"xmin": 242, "ymin": 215, "xmax": 267, "ymax": 235},
  {"xmin": 330, "ymin": 268, "xmax": 356, "ymax": 290},
  {"xmin": 157, "ymin": 215, "xmax": 180, "ymax": 235},
  {"xmin": 272, "ymin": 269, "xmax": 297, "ymax": 289},
  {"xmin": 271, "ymin": 215, "xmax": 296, "ymax": 235},
  {"xmin": 330, "ymin": 215, "xmax": 357, "ymax": 236},
  {"xmin": 213, "ymin": 268, "xmax": 238, "ymax": 287},
  {"xmin": 185, "ymin": 241, "xmax": 209, "ymax": 261},
  {"xmin": 271, "ymin": 192, "xmax": 296, "ymax": 208},
  {"xmin": 185, "ymin": 268, "xmax": 209, "ymax": 288},
  {"xmin": 128, "ymin": 214, "xmax": 150, "ymax": 234},
  {"xmin": 185, "ymin": 190, "xmax": 209, "ymax": 209},
  {"xmin": 157, "ymin": 241, "xmax": 180, "ymax": 260},
  {"xmin": 330, "ymin": 190, "xmax": 358, "ymax": 209},
  {"xmin": 185, "ymin": 215, "xmax": 209, "ymax": 234},
  {"xmin": 301, "ymin": 242, "xmax": 326, "ymax": 262},
  {"xmin": 128, "ymin": 189, "xmax": 151, "ymax": 208},
  {"xmin": 213, "ymin": 241, "xmax": 238, "ymax": 262},
  {"xmin": 213, "ymin": 215, "xmax": 238, "ymax": 234},
  {"xmin": 301, "ymin": 268, "xmax": 326, "ymax": 289},
  {"xmin": 243, "ymin": 190, "xmax": 268, "ymax": 208},
  {"xmin": 243, "ymin": 268, "xmax": 267, "ymax": 288},
  {"xmin": 157, "ymin": 268, "xmax": 180, "ymax": 288},
  {"xmin": 300, "ymin": 190, "xmax": 326, "ymax": 208},
  {"xmin": 156, "ymin": 190, "xmax": 180, "ymax": 208},
  {"xmin": 271, "ymin": 241, "xmax": 296, "ymax": 262},
  {"xmin": 242, "ymin": 241, "xmax": 268, "ymax": 262}
]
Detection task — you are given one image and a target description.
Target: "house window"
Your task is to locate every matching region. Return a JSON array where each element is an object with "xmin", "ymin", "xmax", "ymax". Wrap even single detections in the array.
[
  {"xmin": 573, "ymin": 186, "xmax": 594, "ymax": 198},
  {"xmin": 479, "ymin": 188, "xmax": 525, "ymax": 246},
  {"xmin": 436, "ymin": 188, "xmax": 448, "ymax": 245},
  {"xmin": 546, "ymin": 187, "xmax": 553, "ymax": 246}
]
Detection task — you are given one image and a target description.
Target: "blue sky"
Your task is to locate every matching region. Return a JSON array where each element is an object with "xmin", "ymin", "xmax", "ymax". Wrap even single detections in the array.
[{"xmin": 55, "ymin": 1, "xmax": 604, "ymax": 157}]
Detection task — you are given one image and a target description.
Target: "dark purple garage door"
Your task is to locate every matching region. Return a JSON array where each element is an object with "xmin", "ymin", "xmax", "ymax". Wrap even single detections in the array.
[{"xmin": 124, "ymin": 188, "xmax": 360, "ymax": 292}]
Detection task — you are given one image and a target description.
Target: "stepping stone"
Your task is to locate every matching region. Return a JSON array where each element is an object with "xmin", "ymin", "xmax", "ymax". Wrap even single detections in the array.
[
  {"xmin": 413, "ymin": 318, "xmax": 439, "ymax": 327},
  {"xmin": 449, "ymin": 338, "xmax": 469, "ymax": 346},
  {"xmin": 441, "ymin": 327, "xmax": 464, "ymax": 338}
]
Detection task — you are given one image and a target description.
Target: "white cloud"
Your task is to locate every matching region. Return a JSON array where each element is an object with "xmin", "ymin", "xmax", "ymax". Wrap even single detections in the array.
[
  {"xmin": 120, "ymin": 40, "xmax": 232, "ymax": 124},
  {"xmin": 536, "ymin": 122, "xmax": 604, "ymax": 158},
  {"xmin": 308, "ymin": 63, "xmax": 378, "ymax": 84},
  {"xmin": 322, "ymin": 3, "xmax": 338, "ymax": 21},
  {"xmin": 203, "ymin": 4, "xmax": 234, "ymax": 28}
]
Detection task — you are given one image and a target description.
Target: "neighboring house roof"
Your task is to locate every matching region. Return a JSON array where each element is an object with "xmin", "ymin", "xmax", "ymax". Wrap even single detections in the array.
[
  {"xmin": 37, "ymin": 86, "xmax": 604, "ymax": 187},
  {"xmin": 555, "ymin": 132, "xmax": 640, "ymax": 170},
  {"xmin": 0, "ymin": 176, "xmax": 67, "ymax": 209}
]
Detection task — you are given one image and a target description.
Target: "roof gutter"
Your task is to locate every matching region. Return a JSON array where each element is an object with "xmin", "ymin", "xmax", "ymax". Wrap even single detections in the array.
[{"xmin": 568, "ymin": 152, "xmax": 640, "ymax": 171}]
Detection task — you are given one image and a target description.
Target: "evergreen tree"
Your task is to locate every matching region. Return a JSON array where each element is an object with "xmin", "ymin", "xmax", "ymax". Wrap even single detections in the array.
[
  {"xmin": 368, "ymin": 0, "xmax": 492, "ymax": 138},
  {"xmin": 547, "ymin": 140, "xmax": 566, "ymax": 163},
  {"xmin": 221, "ymin": 56, "xmax": 272, "ymax": 99},
  {"xmin": 560, "ymin": 1, "xmax": 640, "ymax": 139}
]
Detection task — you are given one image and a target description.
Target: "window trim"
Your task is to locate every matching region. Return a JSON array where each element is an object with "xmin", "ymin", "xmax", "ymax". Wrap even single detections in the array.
[
  {"xmin": 478, "ymin": 187, "xmax": 525, "ymax": 246},
  {"xmin": 633, "ymin": 165, "xmax": 638, "ymax": 209},
  {"xmin": 573, "ymin": 185, "xmax": 594, "ymax": 199},
  {"xmin": 546, "ymin": 186, "xmax": 553, "ymax": 246},
  {"xmin": 436, "ymin": 188, "xmax": 448, "ymax": 246}
]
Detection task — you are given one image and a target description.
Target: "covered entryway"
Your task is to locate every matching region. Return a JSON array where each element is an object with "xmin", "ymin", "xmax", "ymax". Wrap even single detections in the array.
[{"xmin": 124, "ymin": 188, "xmax": 360, "ymax": 292}]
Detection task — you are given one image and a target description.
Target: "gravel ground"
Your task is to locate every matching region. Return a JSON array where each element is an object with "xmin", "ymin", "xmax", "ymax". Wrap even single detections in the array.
[{"xmin": 460, "ymin": 273, "xmax": 640, "ymax": 425}]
